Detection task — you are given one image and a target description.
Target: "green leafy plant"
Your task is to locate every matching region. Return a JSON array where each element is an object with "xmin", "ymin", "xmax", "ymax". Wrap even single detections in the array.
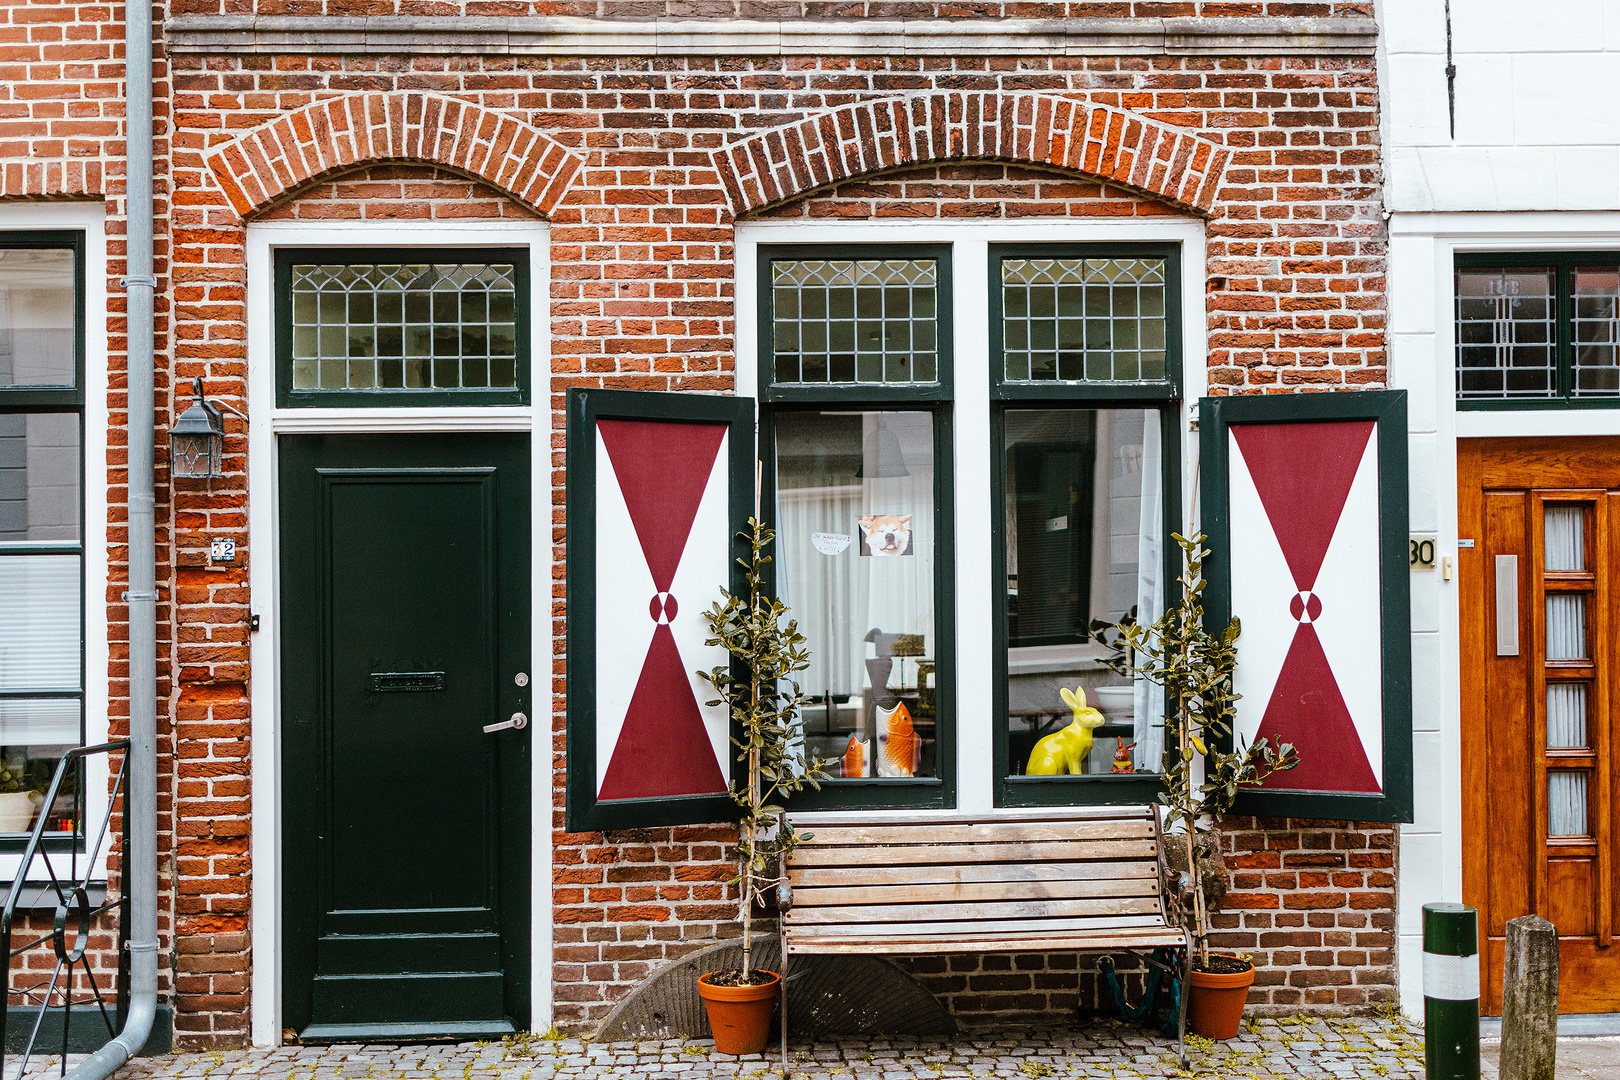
[
  {"xmin": 1091, "ymin": 532, "xmax": 1299, "ymax": 968},
  {"xmin": 699, "ymin": 516, "xmax": 834, "ymax": 981}
]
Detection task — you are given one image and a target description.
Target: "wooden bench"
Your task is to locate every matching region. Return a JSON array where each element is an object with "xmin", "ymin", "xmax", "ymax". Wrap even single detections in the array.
[{"xmin": 776, "ymin": 806, "xmax": 1187, "ymax": 1073}]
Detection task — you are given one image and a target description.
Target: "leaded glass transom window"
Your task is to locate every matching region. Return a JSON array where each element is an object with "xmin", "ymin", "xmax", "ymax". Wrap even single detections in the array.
[
  {"xmin": 276, "ymin": 248, "xmax": 528, "ymax": 406},
  {"xmin": 770, "ymin": 259, "xmax": 939, "ymax": 386},
  {"xmin": 1001, "ymin": 257, "xmax": 1167, "ymax": 383},
  {"xmin": 1455, "ymin": 254, "xmax": 1620, "ymax": 406}
]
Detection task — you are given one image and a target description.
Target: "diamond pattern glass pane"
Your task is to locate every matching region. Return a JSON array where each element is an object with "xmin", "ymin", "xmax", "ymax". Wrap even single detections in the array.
[
  {"xmin": 1548, "ymin": 770, "xmax": 1589, "ymax": 837},
  {"xmin": 289, "ymin": 262, "xmax": 520, "ymax": 391},
  {"xmin": 1455, "ymin": 267, "xmax": 1556, "ymax": 398},
  {"xmin": 770, "ymin": 259, "xmax": 939, "ymax": 385},
  {"xmin": 1574, "ymin": 267, "xmax": 1620, "ymax": 396},
  {"xmin": 1001, "ymin": 258, "xmax": 1167, "ymax": 383},
  {"xmin": 1547, "ymin": 683, "xmax": 1588, "ymax": 749},
  {"xmin": 0, "ymin": 248, "xmax": 75, "ymax": 386},
  {"xmin": 1546, "ymin": 593, "xmax": 1587, "ymax": 660},
  {"xmin": 1544, "ymin": 505, "xmax": 1586, "ymax": 571}
]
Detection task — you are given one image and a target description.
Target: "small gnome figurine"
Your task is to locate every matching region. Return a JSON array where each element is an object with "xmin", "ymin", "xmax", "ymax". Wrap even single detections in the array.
[{"xmin": 1110, "ymin": 737, "xmax": 1136, "ymax": 774}]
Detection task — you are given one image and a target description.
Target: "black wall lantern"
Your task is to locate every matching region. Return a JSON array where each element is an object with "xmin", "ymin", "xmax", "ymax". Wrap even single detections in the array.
[{"xmin": 170, "ymin": 377, "xmax": 225, "ymax": 479}]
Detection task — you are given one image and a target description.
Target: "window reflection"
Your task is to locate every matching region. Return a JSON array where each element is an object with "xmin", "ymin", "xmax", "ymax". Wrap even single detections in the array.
[
  {"xmin": 775, "ymin": 411, "xmax": 937, "ymax": 779},
  {"xmin": 1003, "ymin": 409, "xmax": 1164, "ymax": 777}
]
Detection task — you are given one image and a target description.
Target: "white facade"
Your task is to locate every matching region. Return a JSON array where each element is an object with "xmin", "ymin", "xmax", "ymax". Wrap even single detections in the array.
[{"xmin": 1377, "ymin": 0, "xmax": 1620, "ymax": 1017}]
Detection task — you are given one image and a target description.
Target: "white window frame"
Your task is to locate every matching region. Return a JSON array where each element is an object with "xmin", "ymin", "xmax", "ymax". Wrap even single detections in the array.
[
  {"xmin": 735, "ymin": 218, "xmax": 1207, "ymax": 821},
  {"xmin": 244, "ymin": 220, "xmax": 552, "ymax": 1047},
  {"xmin": 0, "ymin": 202, "xmax": 111, "ymax": 886}
]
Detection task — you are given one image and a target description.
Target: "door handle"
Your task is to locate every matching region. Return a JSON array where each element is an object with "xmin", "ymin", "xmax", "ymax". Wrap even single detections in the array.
[{"xmin": 483, "ymin": 712, "xmax": 528, "ymax": 733}]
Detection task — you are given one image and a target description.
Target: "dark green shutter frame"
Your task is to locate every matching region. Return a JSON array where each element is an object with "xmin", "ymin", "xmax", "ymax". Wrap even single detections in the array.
[
  {"xmin": 1200, "ymin": 390, "xmax": 1414, "ymax": 824},
  {"xmin": 564, "ymin": 388, "xmax": 754, "ymax": 832}
]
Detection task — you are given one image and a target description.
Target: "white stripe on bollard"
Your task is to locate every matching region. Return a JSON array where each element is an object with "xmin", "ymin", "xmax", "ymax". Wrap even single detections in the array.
[{"xmin": 1423, "ymin": 951, "xmax": 1480, "ymax": 1001}]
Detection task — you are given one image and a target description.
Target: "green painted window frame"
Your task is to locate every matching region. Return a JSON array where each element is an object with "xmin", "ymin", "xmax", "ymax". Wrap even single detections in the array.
[
  {"xmin": 988, "ymin": 243, "xmax": 1182, "ymax": 808},
  {"xmin": 0, "ymin": 229, "xmax": 88, "ymax": 851},
  {"xmin": 1199, "ymin": 390, "xmax": 1414, "ymax": 824},
  {"xmin": 758, "ymin": 244, "xmax": 957, "ymax": 811},
  {"xmin": 1455, "ymin": 250, "xmax": 1620, "ymax": 410},
  {"xmin": 274, "ymin": 246, "xmax": 531, "ymax": 409}
]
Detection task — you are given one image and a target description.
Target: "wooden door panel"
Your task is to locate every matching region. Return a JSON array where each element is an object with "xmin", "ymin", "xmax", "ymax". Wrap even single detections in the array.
[{"xmin": 1461, "ymin": 438, "xmax": 1620, "ymax": 1015}]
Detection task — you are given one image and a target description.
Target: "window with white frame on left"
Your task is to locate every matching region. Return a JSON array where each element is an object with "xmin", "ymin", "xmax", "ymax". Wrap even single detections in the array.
[{"xmin": 0, "ymin": 232, "xmax": 85, "ymax": 839}]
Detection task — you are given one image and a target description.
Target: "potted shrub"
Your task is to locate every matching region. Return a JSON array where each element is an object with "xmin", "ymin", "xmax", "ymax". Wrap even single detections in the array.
[
  {"xmin": 1091, "ymin": 532, "xmax": 1299, "ymax": 1041},
  {"xmin": 0, "ymin": 753, "xmax": 46, "ymax": 834},
  {"xmin": 695, "ymin": 516, "xmax": 833, "ymax": 1055}
]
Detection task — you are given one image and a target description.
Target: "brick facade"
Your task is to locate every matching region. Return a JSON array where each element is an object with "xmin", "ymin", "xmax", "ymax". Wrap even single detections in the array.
[{"xmin": 3, "ymin": 0, "xmax": 1394, "ymax": 1047}]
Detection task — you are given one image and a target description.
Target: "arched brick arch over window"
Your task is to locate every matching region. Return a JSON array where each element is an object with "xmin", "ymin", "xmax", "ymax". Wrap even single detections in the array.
[
  {"xmin": 204, "ymin": 92, "xmax": 584, "ymax": 220},
  {"xmin": 714, "ymin": 93, "xmax": 1231, "ymax": 218}
]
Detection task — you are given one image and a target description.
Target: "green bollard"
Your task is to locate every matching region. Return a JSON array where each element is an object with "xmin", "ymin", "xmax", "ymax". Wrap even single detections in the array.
[{"xmin": 1424, "ymin": 902, "xmax": 1481, "ymax": 1080}]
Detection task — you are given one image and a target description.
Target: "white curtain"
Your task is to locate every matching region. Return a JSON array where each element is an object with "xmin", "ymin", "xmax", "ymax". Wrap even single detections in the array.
[{"xmin": 1132, "ymin": 416, "xmax": 1165, "ymax": 771}]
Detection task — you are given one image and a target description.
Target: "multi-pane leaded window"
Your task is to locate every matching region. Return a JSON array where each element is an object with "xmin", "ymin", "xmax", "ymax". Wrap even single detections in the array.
[
  {"xmin": 1456, "ymin": 254, "xmax": 1620, "ymax": 404},
  {"xmin": 769, "ymin": 258, "xmax": 940, "ymax": 387},
  {"xmin": 0, "ymin": 232, "xmax": 84, "ymax": 840},
  {"xmin": 275, "ymin": 248, "xmax": 529, "ymax": 407},
  {"xmin": 1000, "ymin": 256, "xmax": 1168, "ymax": 383}
]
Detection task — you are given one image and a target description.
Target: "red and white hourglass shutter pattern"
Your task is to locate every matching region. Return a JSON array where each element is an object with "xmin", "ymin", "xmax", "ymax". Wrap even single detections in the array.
[
  {"xmin": 1227, "ymin": 420, "xmax": 1383, "ymax": 793},
  {"xmin": 593, "ymin": 419, "xmax": 733, "ymax": 801}
]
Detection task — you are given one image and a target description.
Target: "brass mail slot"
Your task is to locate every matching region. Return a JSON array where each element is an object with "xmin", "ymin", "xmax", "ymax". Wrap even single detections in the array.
[{"xmin": 370, "ymin": 671, "xmax": 446, "ymax": 693}]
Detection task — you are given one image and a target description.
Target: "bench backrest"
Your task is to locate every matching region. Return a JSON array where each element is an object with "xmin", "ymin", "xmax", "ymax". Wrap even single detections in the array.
[{"xmin": 783, "ymin": 807, "xmax": 1183, "ymax": 954}]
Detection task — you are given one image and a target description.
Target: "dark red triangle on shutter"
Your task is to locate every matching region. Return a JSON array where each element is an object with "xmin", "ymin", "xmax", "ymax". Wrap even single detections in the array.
[
  {"xmin": 1251, "ymin": 623, "xmax": 1380, "ymax": 793},
  {"xmin": 598, "ymin": 419, "xmax": 729, "ymax": 592},
  {"xmin": 1231, "ymin": 421, "xmax": 1375, "ymax": 591},
  {"xmin": 599, "ymin": 623, "xmax": 728, "ymax": 800}
]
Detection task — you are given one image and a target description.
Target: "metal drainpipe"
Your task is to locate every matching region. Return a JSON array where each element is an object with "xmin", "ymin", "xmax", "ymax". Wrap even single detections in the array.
[{"xmin": 67, "ymin": 0, "xmax": 159, "ymax": 1070}]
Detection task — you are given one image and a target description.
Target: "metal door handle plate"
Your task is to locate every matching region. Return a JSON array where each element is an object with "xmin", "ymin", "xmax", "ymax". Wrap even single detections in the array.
[{"xmin": 483, "ymin": 712, "xmax": 528, "ymax": 733}]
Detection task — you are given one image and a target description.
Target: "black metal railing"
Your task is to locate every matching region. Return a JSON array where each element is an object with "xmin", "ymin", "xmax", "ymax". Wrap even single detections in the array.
[{"xmin": 0, "ymin": 741, "xmax": 131, "ymax": 1078}]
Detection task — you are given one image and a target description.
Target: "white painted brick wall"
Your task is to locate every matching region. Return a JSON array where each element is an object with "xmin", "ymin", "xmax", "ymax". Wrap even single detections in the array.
[{"xmin": 1378, "ymin": 0, "xmax": 1620, "ymax": 210}]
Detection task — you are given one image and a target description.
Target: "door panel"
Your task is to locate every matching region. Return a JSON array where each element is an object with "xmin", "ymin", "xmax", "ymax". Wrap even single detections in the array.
[
  {"xmin": 280, "ymin": 433, "xmax": 530, "ymax": 1038},
  {"xmin": 1461, "ymin": 438, "xmax": 1620, "ymax": 1015}
]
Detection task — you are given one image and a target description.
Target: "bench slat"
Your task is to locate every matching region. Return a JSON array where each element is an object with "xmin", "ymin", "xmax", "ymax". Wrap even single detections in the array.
[
  {"xmin": 788, "ymin": 914, "xmax": 1171, "ymax": 937},
  {"xmin": 788, "ymin": 929, "xmax": 1187, "ymax": 956},
  {"xmin": 789, "ymin": 860, "xmax": 1156, "ymax": 888},
  {"xmin": 798, "ymin": 820, "xmax": 1153, "ymax": 846},
  {"xmin": 787, "ymin": 896, "xmax": 1162, "ymax": 925},
  {"xmin": 792, "ymin": 877, "xmax": 1158, "ymax": 907},
  {"xmin": 789, "ymin": 838, "xmax": 1156, "ymax": 867}
]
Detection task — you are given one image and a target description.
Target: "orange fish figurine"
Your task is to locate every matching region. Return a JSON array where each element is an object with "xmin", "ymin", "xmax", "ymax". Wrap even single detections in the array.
[
  {"xmin": 876, "ymin": 701, "xmax": 920, "ymax": 777},
  {"xmin": 842, "ymin": 735, "xmax": 869, "ymax": 778}
]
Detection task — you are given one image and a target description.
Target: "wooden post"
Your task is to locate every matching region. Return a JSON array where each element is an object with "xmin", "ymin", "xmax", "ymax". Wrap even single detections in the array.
[{"xmin": 1499, "ymin": 915, "xmax": 1559, "ymax": 1080}]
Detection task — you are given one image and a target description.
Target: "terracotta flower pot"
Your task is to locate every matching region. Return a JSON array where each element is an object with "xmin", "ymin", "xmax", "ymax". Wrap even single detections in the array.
[
  {"xmin": 697, "ymin": 970, "xmax": 780, "ymax": 1055},
  {"xmin": 1187, "ymin": 956, "xmax": 1255, "ymax": 1040}
]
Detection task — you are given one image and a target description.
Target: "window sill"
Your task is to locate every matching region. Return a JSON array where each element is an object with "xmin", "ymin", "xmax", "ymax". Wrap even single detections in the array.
[{"xmin": 0, "ymin": 881, "xmax": 106, "ymax": 913}]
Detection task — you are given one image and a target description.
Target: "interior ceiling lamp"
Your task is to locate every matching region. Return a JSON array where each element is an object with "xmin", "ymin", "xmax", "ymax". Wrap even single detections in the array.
[{"xmin": 169, "ymin": 376, "xmax": 225, "ymax": 479}]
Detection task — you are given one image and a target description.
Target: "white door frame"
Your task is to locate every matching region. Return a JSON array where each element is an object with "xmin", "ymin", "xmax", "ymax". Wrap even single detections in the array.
[{"xmin": 245, "ymin": 220, "xmax": 553, "ymax": 1046}]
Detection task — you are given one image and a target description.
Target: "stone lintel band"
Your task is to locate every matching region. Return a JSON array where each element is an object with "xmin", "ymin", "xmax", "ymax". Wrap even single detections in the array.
[{"xmin": 164, "ymin": 14, "xmax": 1378, "ymax": 57}]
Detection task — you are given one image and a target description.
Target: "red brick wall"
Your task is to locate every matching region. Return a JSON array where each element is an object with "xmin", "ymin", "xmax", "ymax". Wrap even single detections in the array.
[
  {"xmin": 1213, "ymin": 818, "xmax": 1397, "ymax": 1009},
  {"xmin": 159, "ymin": 48, "xmax": 1390, "ymax": 1040},
  {"xmin": 255, "ymin": 163, "xmax": 545, "ymax": 221},
  {"xmin": 0, "ymin": 0, "xmax": 184, "ymax": 1041}
]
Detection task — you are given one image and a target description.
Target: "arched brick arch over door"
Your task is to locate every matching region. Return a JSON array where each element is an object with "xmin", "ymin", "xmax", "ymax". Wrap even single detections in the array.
[
  {"xmin": 714, "ymin": 93, "xmax": 1232, "ymax": 218},
  {"xmin": 204, "ymin": 91, "xmax": 584, "ymax": 220}
]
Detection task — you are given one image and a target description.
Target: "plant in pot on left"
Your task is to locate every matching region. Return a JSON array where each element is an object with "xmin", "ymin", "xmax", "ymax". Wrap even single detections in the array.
[
  {"xmin": 695, "ymin": 516, "xmax": 833, "ymax": 1056},
  {"xmin": 0, "ymin": 752, "xmax": 48, "ymax": 834}
]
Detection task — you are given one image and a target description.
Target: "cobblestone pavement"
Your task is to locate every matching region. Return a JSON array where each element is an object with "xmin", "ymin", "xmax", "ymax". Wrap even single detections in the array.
[{"xmin": 7, "ymin": 1016, "xmax": 1435, "ymax": 1080}]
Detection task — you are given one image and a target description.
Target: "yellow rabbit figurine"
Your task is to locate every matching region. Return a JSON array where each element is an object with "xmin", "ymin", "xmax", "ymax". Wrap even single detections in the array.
[{"xmin": 1025, "ymin": 687, "xmax": 1106, "ymax": 776}]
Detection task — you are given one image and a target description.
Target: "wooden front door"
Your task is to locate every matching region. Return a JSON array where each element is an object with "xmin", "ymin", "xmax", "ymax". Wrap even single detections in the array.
[
  {"xmin": 1460, "ymin": 438, "xmax": 1619, "ymax": 1014},
  {"xmin": 279, "ymin": 433, "xmax": 531, "ymax": 1039}
]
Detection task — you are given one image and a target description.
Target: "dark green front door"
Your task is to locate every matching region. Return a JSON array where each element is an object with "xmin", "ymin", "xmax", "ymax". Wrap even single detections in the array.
[{"xmin": 279, "ymin": 433, "xmax": 530, "ymax": 1040}]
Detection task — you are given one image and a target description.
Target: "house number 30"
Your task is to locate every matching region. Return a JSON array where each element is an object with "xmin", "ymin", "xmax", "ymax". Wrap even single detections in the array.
[{"xmin": 1410, "ymin": 537, "xmax": 1436, "ymax": 569}]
